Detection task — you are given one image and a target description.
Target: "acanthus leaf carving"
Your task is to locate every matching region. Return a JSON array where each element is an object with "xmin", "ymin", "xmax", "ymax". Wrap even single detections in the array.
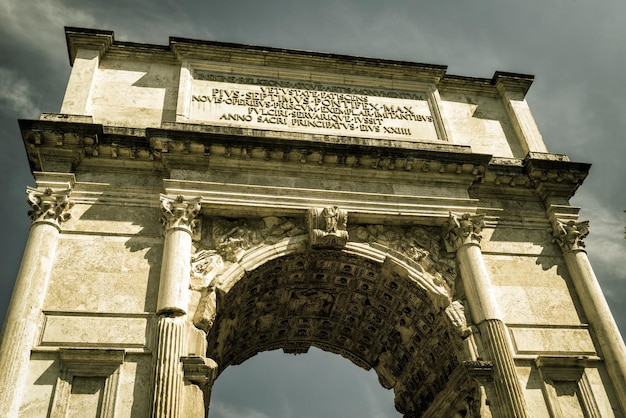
[
  {"xmin": 552, "ymin": 218, "xmax": 589, "ymax": 252},
  {"xmin": 160, "ymin": 194, "xmax": 201, "ymax": 234},
  {"xmin": 442, "ymin": 212, "xmax": 484, "ymax": 253},
  {"xmin": 26, "ymin": 187, "xmax": 73, "ymax": 226},
  {"xmin": 307, "ymin": 206, "xmax": 349, "ymax": 249}
]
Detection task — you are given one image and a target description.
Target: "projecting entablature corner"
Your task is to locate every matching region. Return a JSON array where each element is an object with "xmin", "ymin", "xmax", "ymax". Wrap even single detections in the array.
[
  {"xmin": 472, "ymin": 153, "xmax": 591, "ymax": 204},
  {"xmin": 65, "ymin": 27, "xmax": 114, "ymax": 66}
]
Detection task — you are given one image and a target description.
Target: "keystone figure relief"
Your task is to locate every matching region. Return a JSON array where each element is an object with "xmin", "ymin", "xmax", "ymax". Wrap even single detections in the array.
[{"xmin": 308, "ymin": 206, "xmax": 349, "ymax": 249}]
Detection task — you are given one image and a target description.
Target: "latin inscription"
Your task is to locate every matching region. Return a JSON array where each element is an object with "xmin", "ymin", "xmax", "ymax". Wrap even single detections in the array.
[{"xmin": 188, "ymin": 71, "xmax": 439, "ymax": 141}]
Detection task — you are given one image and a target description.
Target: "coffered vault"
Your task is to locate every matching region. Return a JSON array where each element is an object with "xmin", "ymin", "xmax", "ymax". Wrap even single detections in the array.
[
  {"xmin": 0, "ymin": 27, "xmax": 625, "ymax": 418},
  {"xmin": 206, "ymin": 244, "xmax": 469, "ymax": 416}
]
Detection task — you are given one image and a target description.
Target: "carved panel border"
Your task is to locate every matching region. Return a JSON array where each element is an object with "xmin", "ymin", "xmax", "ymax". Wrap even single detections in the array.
[
  {"xmin": 49, "ymin": 349, "xmax": 125, "ymax": 418},
  {"xmin": 535, "ymin": 356, "xmax": 601, "ymax": 418}
]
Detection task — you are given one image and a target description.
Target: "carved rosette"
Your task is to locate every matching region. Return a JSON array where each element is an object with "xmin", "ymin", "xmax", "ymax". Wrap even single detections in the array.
[
  {"xmin": 552, "ymin": 218, "xmax": 589, "ymax": 252},
  {"xmin": 442, "ymin": 212, "xmax": 484, "ymax": 253},
  {"xmin": 26, "ymin": 187, "xmax": 73, "ymax": 227},
  {"xmin": 307, "ymin": 206, "xmax": 349, "ymax": 249},
  {"xmin": 160, "ymin": 194, "xmax": 201, "ymax": 235}
]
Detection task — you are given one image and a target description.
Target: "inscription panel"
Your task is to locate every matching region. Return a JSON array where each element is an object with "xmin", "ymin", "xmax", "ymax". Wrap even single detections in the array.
[{"xmin": 185, "ymin": 71, "xmax": 440, "ymax": 142}]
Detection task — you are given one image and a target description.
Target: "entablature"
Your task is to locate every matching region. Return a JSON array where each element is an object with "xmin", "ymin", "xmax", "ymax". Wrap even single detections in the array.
[{"xmin": 20, "ymin": 118, "xmax": 590, "ymax": 218}]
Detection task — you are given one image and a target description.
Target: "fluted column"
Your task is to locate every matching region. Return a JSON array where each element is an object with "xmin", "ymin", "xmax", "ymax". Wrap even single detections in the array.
[
  {"xmin": 0, "ymin": 186, "xmax": 73, "ymax": 417},
  {"xmin": 443, "ymin": 213, "xmax": 529, "ymax": 418},
  {"xmin": 551, "ymin": 218, "xmax": 626, "ymax": 415},
  {"xmin": 152, "ymin": 195, "xmax": 201, "ymax": 418}
]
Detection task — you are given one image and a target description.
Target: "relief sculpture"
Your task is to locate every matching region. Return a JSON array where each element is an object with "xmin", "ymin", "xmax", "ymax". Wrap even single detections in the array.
[
  {"xmin": 209, "ymin": 216, "xmax": 304, "ymax": 262},
  {"xmin": 350, "ymin": 224, "xmax": 457, "ymax": 292},
  {"xmin": 308, "ymin": 206, "xmax": 349, "ymax": 249},
  {"xmin": 191, "ymin": 248, "xmax": 224, "ymax": 331},
  {"xmin": 191, "ymin": 216, "xmax": 304, "ymax": 331}
]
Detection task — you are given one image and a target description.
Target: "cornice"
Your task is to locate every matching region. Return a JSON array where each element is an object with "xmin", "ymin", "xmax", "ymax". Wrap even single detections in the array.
[
  {"xmin": 472, "ymin": 154, "xmax": 589, "ymax": 201},
  {"xmin": 19, "ymin": 118, "xmax": 489, "ymax": 182},
  {"xmin": 63, "ymin": 27, "xmax": 535, "ymax": 93},
  {"xmin": 65, "ymin": 27, "xmax": 114, "ymax": 66},
  {"xmin": 492, "ymin": 71, "xmax": 535, "ymax": 96},
  {"xmin": 524, "ymin": 152, "xmax": 591, "ymax": 200},
  {"xmin": 20, "ymin": 118, "xmax": 589, "ymax": 208},
  {"xmin": 430, "ymin": 71, "xmax": 535, "ymax": 99}
]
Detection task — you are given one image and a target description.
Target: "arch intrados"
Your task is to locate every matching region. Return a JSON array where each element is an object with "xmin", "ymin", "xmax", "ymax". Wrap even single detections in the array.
[
  {"xmin": 217, "ymin": 237, "xmax": 451, "ymax": 308},
  {"xmin": 207, "ymin": 238, "xmax": 467, "ymax": 415}
]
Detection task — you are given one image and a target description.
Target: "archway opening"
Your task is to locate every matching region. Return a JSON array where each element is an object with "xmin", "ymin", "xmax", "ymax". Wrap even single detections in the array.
[
  {"xmin": 206, "ymin": 249, "xmax": 467, "ymax": 416},
  {"xmin": 209, "ymin": 347, "xmax": 399, "ymax": 417}
]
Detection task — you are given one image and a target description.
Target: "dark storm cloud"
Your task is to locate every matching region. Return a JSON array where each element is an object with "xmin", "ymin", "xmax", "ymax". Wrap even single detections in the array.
[{"xmin": 1, "ymin": 1, "xmax": 624, "ymax": 416}]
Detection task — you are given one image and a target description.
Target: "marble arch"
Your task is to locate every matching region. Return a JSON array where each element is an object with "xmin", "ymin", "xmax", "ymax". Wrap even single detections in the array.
[
  {"xmin": 3, "ymin": 27, "xmax": 626, "ymax": 418},
  {"xmin": 190, "ymin": 222, "xmax": 489, "ymax": 417}
]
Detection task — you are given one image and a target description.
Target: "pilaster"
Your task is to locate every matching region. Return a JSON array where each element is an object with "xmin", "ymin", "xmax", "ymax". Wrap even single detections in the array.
[
  {"xmin": 182, "ymin": 356, "xmax": 219, "ymax": 417},
  {"xmin": 0, "ymin": 175, "xmax": 74, "ymax": 417},
  {"xmin": 494, "ymin": 72, "xmax": 548, "ymax": 154},
  {"xmin": 443, "ymin": 213, "xmax": 529, "ymax": 418}
]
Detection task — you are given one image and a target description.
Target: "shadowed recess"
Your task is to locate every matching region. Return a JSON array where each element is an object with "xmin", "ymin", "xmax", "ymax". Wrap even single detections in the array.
[{"xmin": 206, "ymin": 250, "xmax": 465, "ymax": 415}]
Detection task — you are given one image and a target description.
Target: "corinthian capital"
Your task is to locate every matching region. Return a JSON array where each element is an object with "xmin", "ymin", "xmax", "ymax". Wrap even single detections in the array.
[
  {"xmin": 160, "ymin": 194, "xmax": 202, "ymax": 234},
  {"xmin": 442, "ymin": 212, "xmax": 484, "ymax": 252},
  {"xmin": 26, "ymin": 187, "xmax": 73, "ymax": 226},
  {"xmin": 552, "ymin": 218, "xmax": 589, "ymax": 252}
]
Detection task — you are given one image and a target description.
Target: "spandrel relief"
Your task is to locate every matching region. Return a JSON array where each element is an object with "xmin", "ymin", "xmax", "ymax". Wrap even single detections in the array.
[
  {"xmin": 350, "ymin": 224, "xmax": 457, "ymax": 292},
  {"xmin": 191, "ymin": 249, "xmax": 224, "ymax": 289},
  {"xmin": 190, "ymin": 215, "xmax": 305, "ymax": 331},
  {"xmin": 203, "ymin": 216, "xmax": 305, "ymax": 262}
]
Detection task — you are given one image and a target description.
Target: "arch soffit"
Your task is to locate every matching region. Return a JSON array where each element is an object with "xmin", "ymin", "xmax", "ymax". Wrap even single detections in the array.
[
  {"xmin": 205, "ymin": 237, "xmax": 471, "ymax": 415},
  {"xmin": 218, "ymin": 237, "xmax": 452, "ymax": 310}
]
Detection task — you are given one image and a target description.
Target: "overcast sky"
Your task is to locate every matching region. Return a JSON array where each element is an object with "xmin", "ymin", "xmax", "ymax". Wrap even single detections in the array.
[{"xmin": 1, "ymin": 1, "xmax": 625, "ymax": 417}]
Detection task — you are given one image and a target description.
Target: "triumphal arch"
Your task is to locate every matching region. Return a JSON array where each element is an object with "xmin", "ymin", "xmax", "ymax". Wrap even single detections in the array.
[{"xmin": 1, "ymin": 27, "xmax": 625, "ymax": 417}]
